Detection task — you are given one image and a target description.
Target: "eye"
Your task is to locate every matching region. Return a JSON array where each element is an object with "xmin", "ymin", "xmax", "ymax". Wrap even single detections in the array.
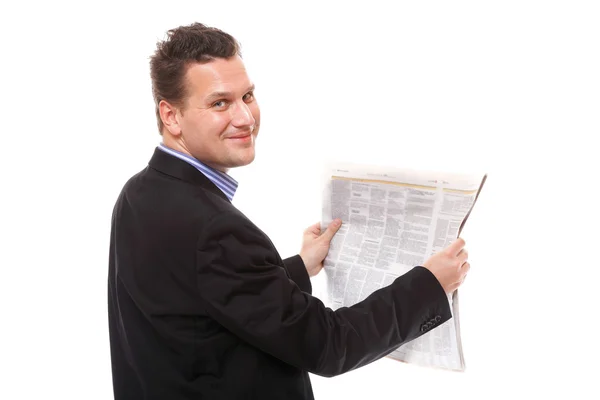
[
  {"xmin": 243, "ymin": 91, "xmax": 255, "ymax": 102},
  {"xmin": 212, "ymin": 100, "xmax": 228, "ymax": 108}
]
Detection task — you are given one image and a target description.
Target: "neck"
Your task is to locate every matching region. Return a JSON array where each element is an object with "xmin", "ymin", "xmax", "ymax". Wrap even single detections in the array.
[{"xmin": 160, "ymin": 139, "xmax": 229, "ymax": 174}]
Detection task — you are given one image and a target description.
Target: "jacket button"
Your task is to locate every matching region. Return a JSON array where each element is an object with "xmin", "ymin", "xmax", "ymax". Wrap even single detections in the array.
[
  {"xmin": 420, "ymin": 324, "xmax": 428, "ymax": 332},
  {"xmin": 435, "ymin": 315, "xmax": 441, "ymax": 322}
]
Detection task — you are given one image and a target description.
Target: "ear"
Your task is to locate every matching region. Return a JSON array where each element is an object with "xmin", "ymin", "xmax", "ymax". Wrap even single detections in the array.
[{"xmin": 159, "ymin": 100, "xmax": 183, "ymax": 137}]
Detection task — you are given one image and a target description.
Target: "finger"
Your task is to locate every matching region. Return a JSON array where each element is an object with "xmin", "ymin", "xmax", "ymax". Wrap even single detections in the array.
[
  {"xmin": 457, "ymin": 249, "xmax": 469, "ymax": 265},
  {"xmin": 446, "ymin": 237, "xmax": 466, "ymax": 257},
  {"xmin": 460, "ymin": 264, "xmax": 469, "ymax": 284},
  {"xmin": 461, "ymin": 262, "xmax": 471, "ymax": 275},
  {"xmin": 305, "ymin": 222, "xmax": 321, "ymax": 235},
  {"xmin": 320, "ymin": 219, "xmax": 342, "ymax": 242}
]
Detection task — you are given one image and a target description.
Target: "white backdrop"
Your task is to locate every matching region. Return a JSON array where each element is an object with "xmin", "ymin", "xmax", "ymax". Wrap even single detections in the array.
[{"xmin": 1, "ymin": 1, "xmax": 599, "ymax": 399}]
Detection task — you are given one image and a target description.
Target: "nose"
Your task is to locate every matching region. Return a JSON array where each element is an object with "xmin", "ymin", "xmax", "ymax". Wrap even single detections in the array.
[{"xmin": 231, "ymin": 100, "xmax": 256, "ymax": 129}]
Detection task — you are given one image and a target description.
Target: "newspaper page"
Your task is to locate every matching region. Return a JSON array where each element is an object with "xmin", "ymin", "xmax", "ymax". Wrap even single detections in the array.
[{"xmin": 321, "ymin": 162, "xmax": 486, "ymax": 372}]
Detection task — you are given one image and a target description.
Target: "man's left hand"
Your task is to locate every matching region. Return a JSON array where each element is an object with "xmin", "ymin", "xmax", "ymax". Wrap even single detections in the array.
[{"xmin": 299, "ymin": 219, "xmax": 342, "ymax": 277}]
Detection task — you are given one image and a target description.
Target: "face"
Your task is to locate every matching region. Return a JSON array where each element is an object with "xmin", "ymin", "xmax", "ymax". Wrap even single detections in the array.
[{"xmin": 161, "ymin": 55, "xmax": 260, "ymax": 172}]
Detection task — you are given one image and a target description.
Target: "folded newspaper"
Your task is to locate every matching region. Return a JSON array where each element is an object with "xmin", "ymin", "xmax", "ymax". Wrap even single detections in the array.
[{"xmin": 320, "ymin": 162, "xmax": 487, "ymax": 372}]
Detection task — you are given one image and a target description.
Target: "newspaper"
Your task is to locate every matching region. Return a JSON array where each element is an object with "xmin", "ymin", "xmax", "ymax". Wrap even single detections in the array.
[{"xmin": 320, "ymin": 162, "xmax": 487, "ymax": 372}]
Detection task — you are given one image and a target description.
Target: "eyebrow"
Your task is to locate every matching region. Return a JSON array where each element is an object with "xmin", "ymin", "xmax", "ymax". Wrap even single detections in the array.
[{"xmin": 205, "ymin": 84, "xmax": 255, "ymax": 103}]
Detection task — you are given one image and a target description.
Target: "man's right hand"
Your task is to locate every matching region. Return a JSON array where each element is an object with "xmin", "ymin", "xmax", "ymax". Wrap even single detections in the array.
[{"xmin": 423, "ymin": 238, "xmax": 470, "ymax": 294}]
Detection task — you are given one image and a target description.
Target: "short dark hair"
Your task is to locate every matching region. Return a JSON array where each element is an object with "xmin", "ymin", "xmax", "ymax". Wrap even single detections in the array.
[{"xmin": 149, "ymin": 22, "xmax": 241, "ymax": 134}]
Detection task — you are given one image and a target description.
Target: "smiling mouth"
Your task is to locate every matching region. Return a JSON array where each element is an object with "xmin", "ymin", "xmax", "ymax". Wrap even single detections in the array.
[
  {"xmin": 227, "ymin": 134, "xmax": 253, "ymax": 143},
  {"xmin": 229, "ymin": 134, "xmax": 251, "ymax": 139},
  {"xmin": 227, "ymin": 125, "xmax": 256, "ymax": 139},
  {"xmin": 226, "ymin": 129, "xmax": 254, "ymax": 140}
]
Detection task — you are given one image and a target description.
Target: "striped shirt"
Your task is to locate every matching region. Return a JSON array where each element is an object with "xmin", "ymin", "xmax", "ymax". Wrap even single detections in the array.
[{"xmin": 157, "ymin": 143, "xmax": 238, "ymax": 201}]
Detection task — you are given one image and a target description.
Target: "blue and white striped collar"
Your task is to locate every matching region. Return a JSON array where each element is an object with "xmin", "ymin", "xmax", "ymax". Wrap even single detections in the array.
[{"xmin": 157, "ymin": 143, "xmax": 238, "ymax": 201}]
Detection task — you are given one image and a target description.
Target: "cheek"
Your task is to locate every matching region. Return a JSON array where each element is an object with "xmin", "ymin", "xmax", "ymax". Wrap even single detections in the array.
[
  {"xmin": 196, "ymin": 114, "xmax": 229, "ymax": 138},
  {"xmin": 179, "ymin": 113, "xmax": 200, "ymax": 134},
  {"xmin": 251, "ymin": 105, "xmax": 261, "ymax": 126}
]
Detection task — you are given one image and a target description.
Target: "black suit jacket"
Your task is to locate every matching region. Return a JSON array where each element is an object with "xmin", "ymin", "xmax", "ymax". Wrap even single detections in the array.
[{"xmin": 108, "ymin": 148, "xmax": 452, "ymax": 399}]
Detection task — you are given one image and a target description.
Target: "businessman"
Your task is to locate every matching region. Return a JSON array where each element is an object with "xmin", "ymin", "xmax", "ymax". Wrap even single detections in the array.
[{"xmin": 108, "ymin": 22, "xmax": 471, "ymax": 399}]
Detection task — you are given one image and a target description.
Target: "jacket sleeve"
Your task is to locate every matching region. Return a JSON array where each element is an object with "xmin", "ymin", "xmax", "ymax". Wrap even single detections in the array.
[
  {"xmin": 195, "ymin": 211, "xmax": 452, "ymax": 377},
  {"xmin": 282, "ymin": 255, "xmax": 312, "ymax": 294}
]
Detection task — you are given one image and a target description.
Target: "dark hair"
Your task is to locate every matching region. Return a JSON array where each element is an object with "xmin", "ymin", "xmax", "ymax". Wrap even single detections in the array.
[{"xmin": 149, "ymin": 23, "xmax": 241, "ymax": 134}]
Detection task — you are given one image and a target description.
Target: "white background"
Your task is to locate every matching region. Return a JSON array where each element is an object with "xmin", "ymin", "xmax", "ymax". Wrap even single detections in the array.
[{"xmin": 1, "ymin": 1, "xmax": 599, "ymax": 399}]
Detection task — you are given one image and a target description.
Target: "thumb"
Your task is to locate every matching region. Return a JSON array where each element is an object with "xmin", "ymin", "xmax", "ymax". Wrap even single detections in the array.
[
  {"xmin": 320, "ymin": 219, "xmax": 342, "ymax": 242},
  {"xmin": 446, "ymin": 237, "xmax": 466, "ymax": 256}
]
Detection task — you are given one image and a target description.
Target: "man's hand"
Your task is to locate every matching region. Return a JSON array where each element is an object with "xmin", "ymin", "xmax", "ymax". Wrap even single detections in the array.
[
  {"xmin": 423, "ymin": 237, "xmax": 470, "ymax": 294},
  {"xmin": 299, "ymin": 219, "xmax": 342, "ymax": 277}
]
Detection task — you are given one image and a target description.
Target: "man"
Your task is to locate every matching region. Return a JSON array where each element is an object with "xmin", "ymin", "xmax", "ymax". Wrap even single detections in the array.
[{"xmin": 108, "ymin": 22, "xmax": 471, "ymax": 399}]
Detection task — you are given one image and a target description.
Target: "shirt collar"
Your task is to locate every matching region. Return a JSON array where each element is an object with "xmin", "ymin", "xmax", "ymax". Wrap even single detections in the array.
[{"xmin": 157, "ymin": 143, "xmax": 238, "ymax": 201}]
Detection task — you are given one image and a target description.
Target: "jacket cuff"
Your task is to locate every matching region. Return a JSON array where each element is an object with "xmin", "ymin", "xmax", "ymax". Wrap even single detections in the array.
[
  {"xmin": 283, "ymin": 255, "xmax": 312, "ymax": 294},
  {"xmin": 409, "ymin": 266, "xmax": 453, "ymax": 335}
]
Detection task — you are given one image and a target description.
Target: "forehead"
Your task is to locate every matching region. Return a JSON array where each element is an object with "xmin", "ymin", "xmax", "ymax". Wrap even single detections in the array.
[{"xmin": 185, "ymin": 56, "xmax": 252, "ymax": 97}]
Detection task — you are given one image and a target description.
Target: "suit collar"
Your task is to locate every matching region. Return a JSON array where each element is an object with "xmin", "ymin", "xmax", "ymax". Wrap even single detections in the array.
[{"xmin": 148, "ymin": 148, "xmax": 230, "ymax": 202}]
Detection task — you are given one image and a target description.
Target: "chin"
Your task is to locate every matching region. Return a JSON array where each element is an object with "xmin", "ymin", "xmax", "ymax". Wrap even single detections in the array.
[
  {"xmin": 239, "ymin": 153, "xmax": 256, "ymax": 167},
  {"xmin": 228, "ymin": 150, "xmax": 256, "ymax": 168}
]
